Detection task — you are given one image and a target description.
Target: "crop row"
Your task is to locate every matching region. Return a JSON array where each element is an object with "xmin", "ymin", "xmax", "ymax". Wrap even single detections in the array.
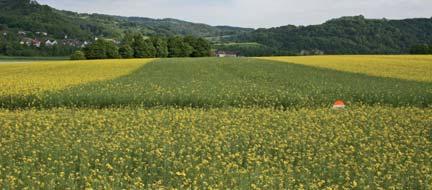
[
  {"xmin": 0, "ymin": 106, "xmax": 431, "ymax": 189},
  {"xmin": 1, "ymin": 58, "xmax": 431, "ymax": 109}
]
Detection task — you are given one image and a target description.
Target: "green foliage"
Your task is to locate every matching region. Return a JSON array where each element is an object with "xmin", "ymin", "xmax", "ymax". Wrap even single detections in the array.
[
  {"xmin": 0, "ymin": 38, "xmax": 4, "ymax": 55},
  {"xmin": 121, "ymin": 31, "xmax": 135, "ymax": 46},
  {"xmin": 79, "ymin": 33, "xmax": 212, "ymax": 60},
  {"xmin": 0, "ymin": 32, "xmax": 77, "ymax": 56},
  {"xmin": 105, "ymin": 41, "xmax": 120, "ymax": 59},
  {"xmin": 133, "ymin": 34, "xmax": 156, "ymax": 58},
  {"xmin": 184, "ymin": 36, "xmax": 211, "ymax": 57},
  {"xmin": 70, "ymin": 50, "xmax": 86, "ymax": 60},
  {"xmin": 0, "ymin": 0, "xmax": 250, "ymax": 42},
  {"xmin": 83, "ymin": 39, "xmax": 119, "ymax": 59},
  {"xmin": 410, "ymin": 44, "xmax": 432, "ymax": 54},
  {"xmin": 168, "ymin": 36, "xmax": 193, "ymax": 57},
  {"xmin": 119, "ymin": 45, "xmax": 134, "ymax": 58},
  {"xmin": 151, "ymin": 37, "xmax": 169, "ymax": 58},
  {"xmin": 3, "ymin": 1, "xmax": 432, "ymax": 57},
  {"xmin": 214, "ymin": 42, "xmax": 290, "ymax": 56},
  {"xmin": 233, "ymin": 15, "xmax": 432, "ymax": 55}
]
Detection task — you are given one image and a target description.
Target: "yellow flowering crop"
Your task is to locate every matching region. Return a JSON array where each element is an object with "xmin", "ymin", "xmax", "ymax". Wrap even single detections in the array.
[
  {"xmin": 0, "ymin": 59, "xmax": 154, "ymax": 97},
  {"xmin": 0, "ymin": 107, "xmax": 430, "ymax": 189},
  {"xmin": 0, "ymin": 56, "xmax": 430, "ymax": 189},
  {"xmin": 259, "ymin": 55, "xmax": 432, "ymax": 82}
]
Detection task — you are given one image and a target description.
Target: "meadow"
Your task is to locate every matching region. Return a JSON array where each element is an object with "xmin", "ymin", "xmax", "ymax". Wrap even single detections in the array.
[{"xmin": 0, "ymin": 56, "xmax": 431, "ymax": 189}]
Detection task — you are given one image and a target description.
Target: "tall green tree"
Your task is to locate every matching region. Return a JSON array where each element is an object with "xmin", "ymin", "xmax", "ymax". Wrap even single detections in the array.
[
  {"xmin": 184, "ymin": 36, "xmax": 211, "ymax": 57},
  {"xmin": 410, "ymin": 44, "xmax": 430, "ymax": 54},
  {"xmin": 167, "ymin": 36, "xmax": 193, "ymax": 57},
  {"xmin": 70, "ymin": 50, "xmax": 86, "ymax": 60},
  {"xmin": 122, "ymin": 31, "xmax": 135, "ymax": 46},
  {"xmin": 132, "ymin": 34, "xmax": 146, "ymax": 58},
  {"xmin": 133, "ymin": 34, "xmax": 156, "ymax": 58},
  {"xmin": 0, "ymin": 38, "xmax": 4, "ymax": 55},
  {"xmin": 105, "ymin": 41, "xmax": 120, "ymax": 58},
  {"xmin": 119, "ymin": 44, "xmax": 134, "ymax": 58},
  {"xmin": 83, "ymin": 39, "xmax": 119, "ymax": 59},
  {"xmin": 151, "ymin": 37, "xmax": 169, "ymax": 58},
  {"xmin": 84, "ymin": 40, "xmax": 106, "ymax": 59}
]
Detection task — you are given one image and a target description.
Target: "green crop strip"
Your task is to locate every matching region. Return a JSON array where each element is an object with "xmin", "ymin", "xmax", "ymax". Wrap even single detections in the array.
[{"xmin": 1, "ymin": 57, "xmax": 430, "ymax": 109}]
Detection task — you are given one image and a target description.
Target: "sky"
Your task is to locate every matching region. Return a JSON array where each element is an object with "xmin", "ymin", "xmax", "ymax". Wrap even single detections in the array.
[{"xmin": 37, "ymin": 0, "xmax": 432, "ymax": 28}]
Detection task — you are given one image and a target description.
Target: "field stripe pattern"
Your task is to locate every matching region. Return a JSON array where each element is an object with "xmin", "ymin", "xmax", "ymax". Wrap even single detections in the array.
[
  {"xmin": 0, "ymin": 57, "xmax": 431, "ymax": 189},
  {"xmin": 0, "ymin": 57, "xmax": 431, "ymax": 108}
]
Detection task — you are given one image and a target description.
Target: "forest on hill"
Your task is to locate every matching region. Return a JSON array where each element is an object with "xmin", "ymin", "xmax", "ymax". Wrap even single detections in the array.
[
  {"xmin": 0, "ymin": 0, "xmax": 431, "ymax": 56},
  {"xmin": 230, "ymin": 16, "xmax": 432, "ymax": 55}
]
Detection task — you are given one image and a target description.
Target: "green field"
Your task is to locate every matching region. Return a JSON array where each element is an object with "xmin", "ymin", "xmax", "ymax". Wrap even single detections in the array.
[{"xmin": 0, "ymin": 56, "xmax": 431, "ymax": 189}]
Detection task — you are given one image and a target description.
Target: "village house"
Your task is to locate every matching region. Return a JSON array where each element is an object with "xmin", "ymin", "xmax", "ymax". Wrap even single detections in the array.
[
  {"xmin": 17, "ymin": 31, "xmax": 28, "ymax": 35},
  {"xmin": 62, "ymin": 39, "xmax": 82, "ymax": 47},
  {"xmin": 32, "ymin": 39, "xmax": 42, "ymax": 47},
  {"xmin": 216, "ymin": 50, "xmax": 238, "ymax": 57},
  {"xmin": 20, "ymin": 38, "xmax": 42, "ymax": 47},
  {"xmin": 81, "ymin": 41, "xmax": 90, "ymax": 48},
  {"xmin": 45, "ymin": 40, "xmax": 58, "ymax": 46},
  {"xmin": 300, "ymin": 49, "xmax": 325, "ymax": 55},
  {"xmin": 20, "ymin": 37, "xmax": 33, "ymax": 46},
  {"xmin": 36, "ymin": 32, "xmax": 48, "ymax": 36},
  {"xmin": 105, "ymin": 39, "xmax": 120, "ymax": 45}
]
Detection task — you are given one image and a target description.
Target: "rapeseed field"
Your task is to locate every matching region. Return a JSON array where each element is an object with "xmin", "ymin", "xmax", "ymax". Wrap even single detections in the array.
[
  {"xmin": 260, "ymin": 55, "xmax": 432, "ymax": 82},
  {"xmin": 0, "ymin": 57, "xmax": 430, "ymax": 108},
  {"xmin": 0, "ymin": 56, "xmax": 431, "ymax": 189}
]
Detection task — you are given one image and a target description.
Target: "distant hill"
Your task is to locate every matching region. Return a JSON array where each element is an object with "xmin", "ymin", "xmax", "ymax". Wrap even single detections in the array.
[
  {"xmin": 1, "ymin": 0, "xmax": 431, "ymax": 55},
  {"xmin": 232, "ymin": 16, "xmax": 432, "ymax": 54},
  {"xmin": 0, "ymin": 0, "xmax": 252, "ymax": 40}
]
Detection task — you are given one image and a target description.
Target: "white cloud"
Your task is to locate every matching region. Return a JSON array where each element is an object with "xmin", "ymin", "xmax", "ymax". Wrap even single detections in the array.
[{"xmin": 37, "ymin": 0, "xmax": 432, "ymax": 28}]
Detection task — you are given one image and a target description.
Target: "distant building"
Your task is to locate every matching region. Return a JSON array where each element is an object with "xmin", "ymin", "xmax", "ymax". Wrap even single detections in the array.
[
  {"xmin": 21, "ymin": 38, "xmax": 41, "ymax": 47},
  {"xmin": 81, "ymin": 41, "xmax": 90, "ymax": 48},
  {"xmin": 216, "ymin": 50, "xmax": 238, "ymax": 57},
  {"xmin": 36, "ymin": 32, "xmax": 48, "ymax": 36},
  {"xmin": 62, "ymin": 39, "xmax": 82, "ymax": 47},
  {"xmin": 32, "ymin": 39, "xmax": 41, "ymax": 48},
  {"xmin": 20, "ymin": 38, "xmax": 33, "ymax": 46},
  {"xmin": 105, "ymin": 39, "xmax": 120, "ymax": 44},
  {"xmin": 45, "ymin": 40, "xmax": 58, "ymax": 46},
  {"xmin": 18, "ymin": 31, "xmax": 27, "ymax": 35},
  {"xmin": 300, "ymin": 49, "xmax": 324, "ymax": 56}
]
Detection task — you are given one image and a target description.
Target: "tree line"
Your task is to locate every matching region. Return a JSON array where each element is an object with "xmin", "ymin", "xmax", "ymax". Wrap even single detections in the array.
[
  {"xmin": 74, "ymin": 33, "xmax": 212, "ymax": 60},
  {"xmin": 410, "ymin": 44, "xmax": 432, "ymax": 54},
  {"xmin": 231, "ymin": 16, "xmax": 432, "ymax": 55}
]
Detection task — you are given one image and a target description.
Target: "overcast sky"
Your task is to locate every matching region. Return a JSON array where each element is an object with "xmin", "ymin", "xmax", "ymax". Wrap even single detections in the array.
[{"xmin": 37, "ymin": 0, "xmax": 432, "ymax": 28}]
